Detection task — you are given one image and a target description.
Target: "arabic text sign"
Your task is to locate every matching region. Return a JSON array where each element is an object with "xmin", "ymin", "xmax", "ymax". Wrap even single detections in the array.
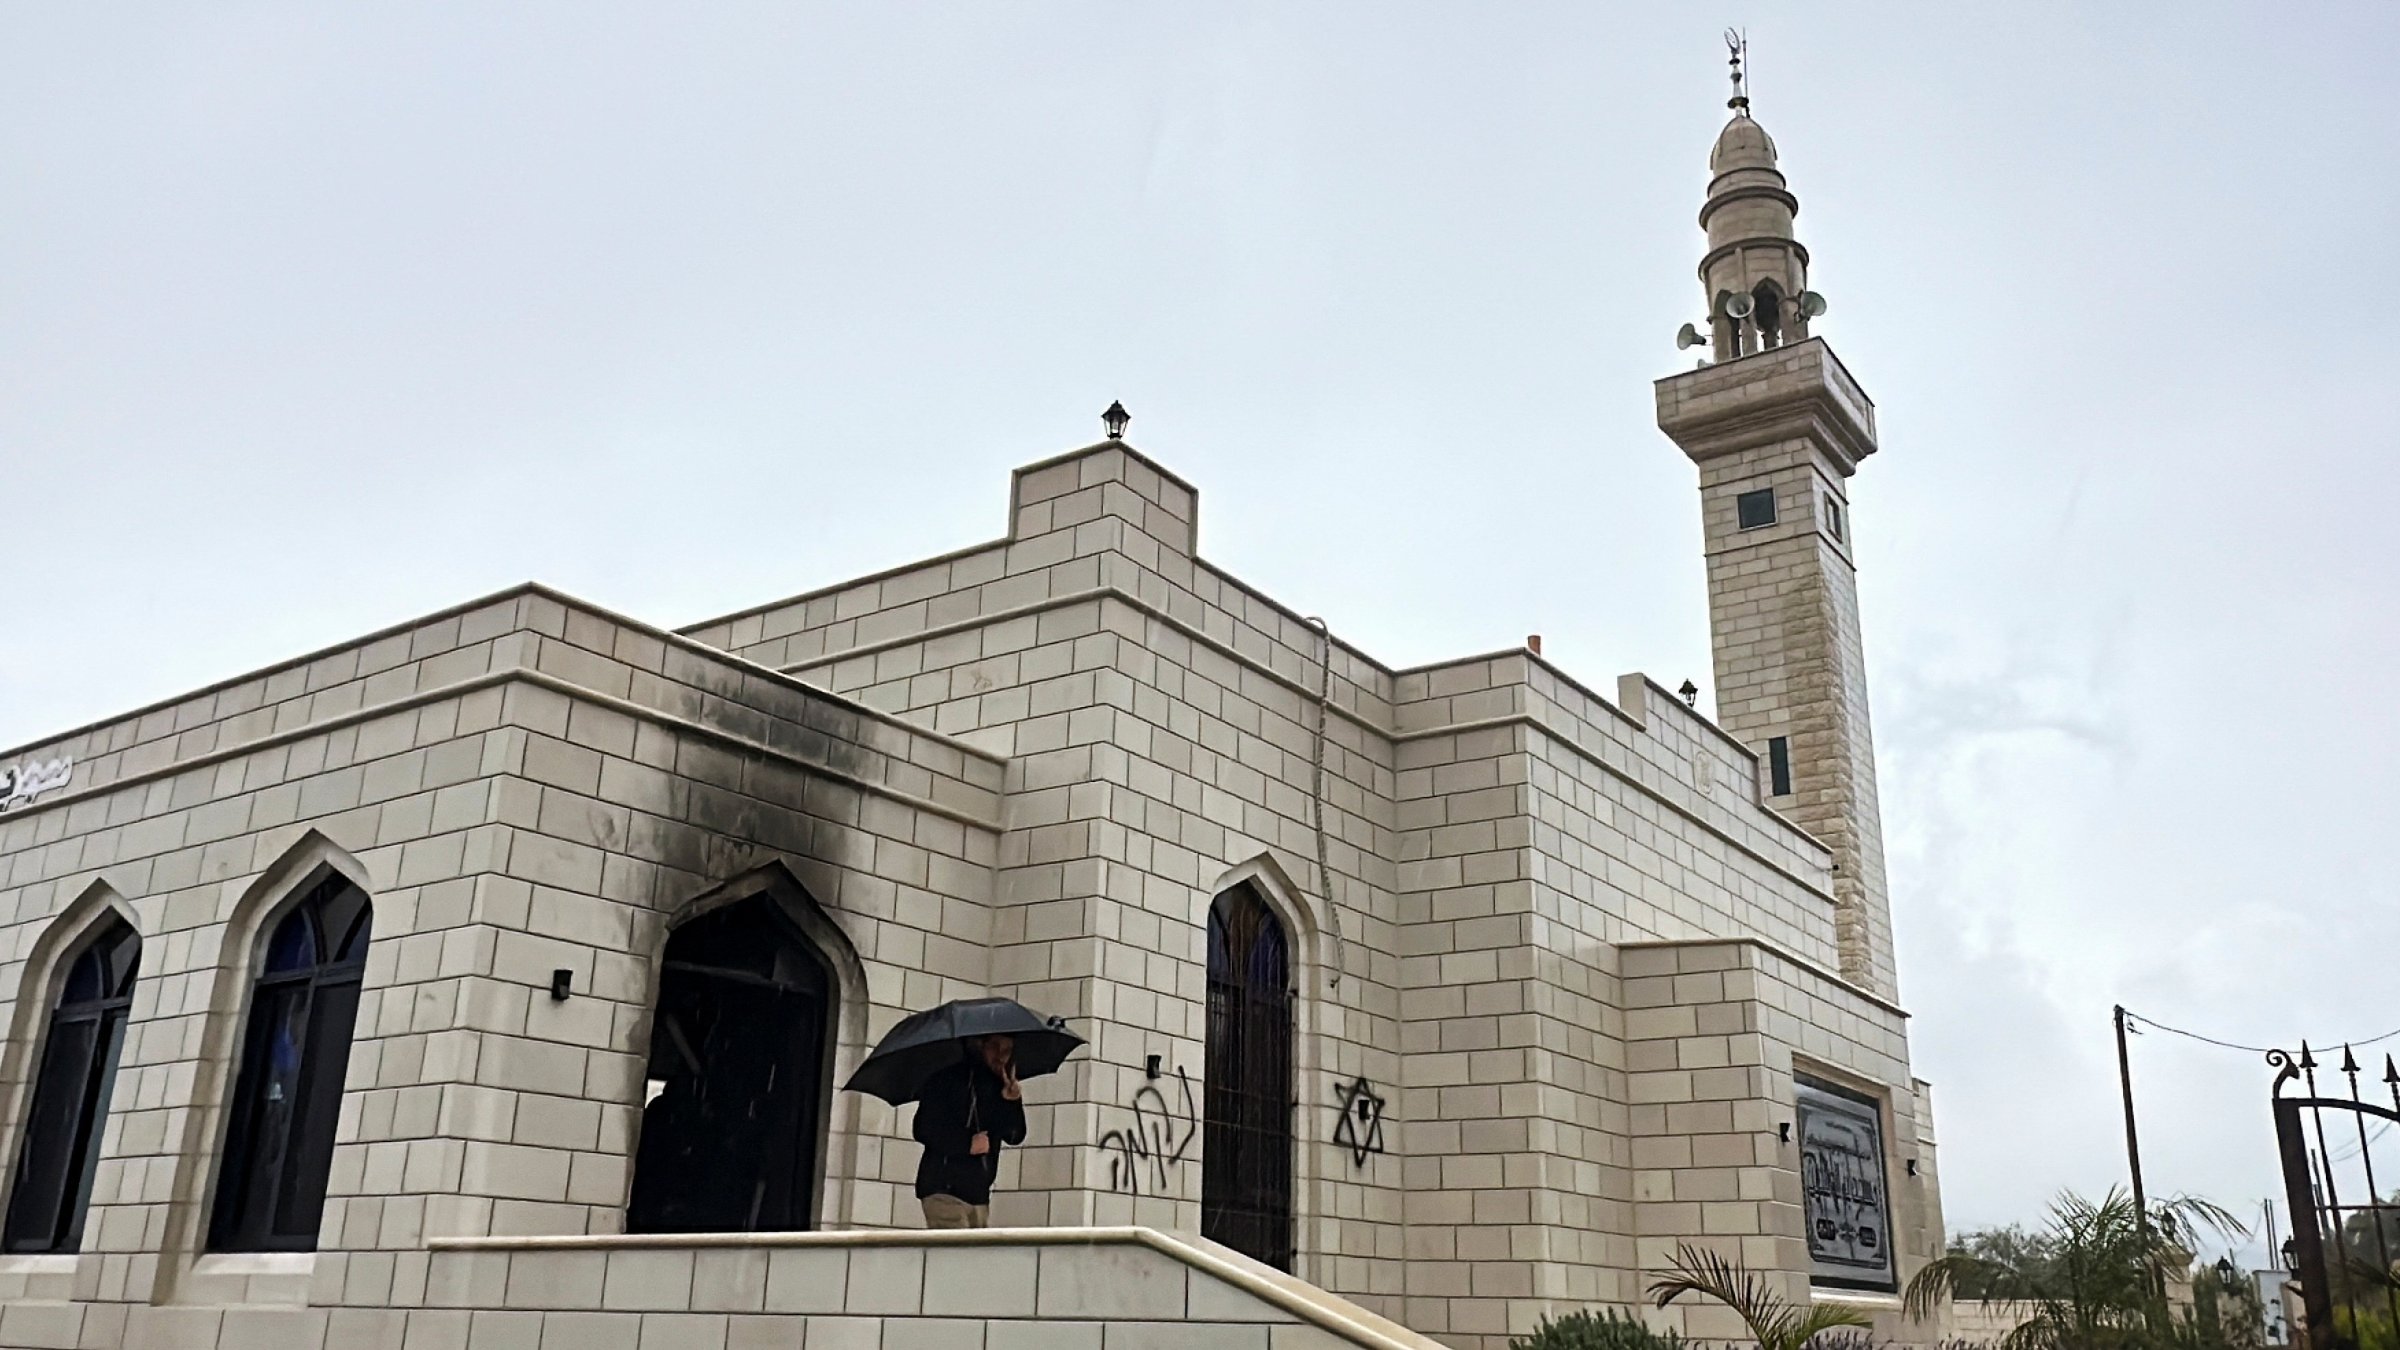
[
  {"xmin": 1796, "ymin": 1074, "xmax": 1895, "ymax": 1290},
  {"xmin": 0, "ymin": 756, "xmax": 74, "ymax": 812}
]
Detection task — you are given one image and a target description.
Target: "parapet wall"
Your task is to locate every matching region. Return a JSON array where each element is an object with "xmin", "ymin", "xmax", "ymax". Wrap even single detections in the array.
[{"xmin": 6, "ymin": 1226, "xmax": 1452, "ymax": 1350}]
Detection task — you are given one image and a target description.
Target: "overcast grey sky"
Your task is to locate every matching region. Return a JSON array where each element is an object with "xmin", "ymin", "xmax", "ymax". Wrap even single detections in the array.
[{"xmin": 5, "ymin": 5, "xmax": 2395, "ymax": 1252}]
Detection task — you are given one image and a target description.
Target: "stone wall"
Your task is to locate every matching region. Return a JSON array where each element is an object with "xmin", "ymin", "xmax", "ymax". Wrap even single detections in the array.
[
  {"xmin": 675, "ymin": 442, "xmax": 1926, "ymax": 1343},
  {"xmin": 0, "ymin": 587, "xmax": 1001, "ymax": 1320},
  {"xmin": 1619, "ymin": 938, "xmax": 1936, "ymax": 1341},
  {"xmin": 684, "ymin": 445, "xmax": 1415, "ymax": 1301},
  {"xmin": 0, "ymin": 439, "xmax": 1944, "ymax": 1350},
  {"xmin": 1950, "ymin": 1299, "xmax": 2028, "ymax": 1344},
  {"xmin": 1386, "ymin": 654, "xmax": 1849, "ymax": 1340}
]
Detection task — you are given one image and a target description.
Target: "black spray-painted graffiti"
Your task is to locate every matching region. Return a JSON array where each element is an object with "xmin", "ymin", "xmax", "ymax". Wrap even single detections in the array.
[
  {"xmin": 1097, "ymin": 1066, "xmax": 1197, "ymax": 1194},
  {"xmin": 1332, "ymin": 1077, "xmax": 1387, "ymax": 1167}
]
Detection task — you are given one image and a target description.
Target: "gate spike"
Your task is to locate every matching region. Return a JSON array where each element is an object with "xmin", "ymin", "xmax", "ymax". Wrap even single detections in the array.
[
  {"xmin": 2342, "ymin": 1044, "xmax": 2361, "ymax": 1079},
  {"xmin": 2299, "ymin": 1041, "xmax": 2317, "ymax": 1072},
  {"xmin": 2385, "ymin": 1054, "xmax": 2398, "ymax": 1087}
]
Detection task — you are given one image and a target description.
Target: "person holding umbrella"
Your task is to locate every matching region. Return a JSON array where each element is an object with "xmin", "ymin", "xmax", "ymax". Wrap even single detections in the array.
[
  {"xmin": 911, "ymin": 1034, "xmax": 1024, "ymax": 1228},
  {"xmin": 841, "ymin": 996, "xmax": 1083, "ymax": 1230}
]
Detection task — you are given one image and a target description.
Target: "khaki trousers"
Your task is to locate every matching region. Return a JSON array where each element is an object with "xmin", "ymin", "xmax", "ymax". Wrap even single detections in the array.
[{"xmin": 921, "ymin": 1194, "xmax": 991, "ymax": 1229}]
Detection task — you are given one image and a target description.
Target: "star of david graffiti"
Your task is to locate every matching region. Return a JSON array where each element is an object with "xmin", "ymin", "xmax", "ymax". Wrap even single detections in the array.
[{"xmin": 1332, "ymin": 1077, "xmax": 1386, "ymax": 1167}]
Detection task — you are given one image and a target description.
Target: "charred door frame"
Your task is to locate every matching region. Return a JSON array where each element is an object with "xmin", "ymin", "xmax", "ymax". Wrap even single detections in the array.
[
  {"xmin": 630, "ymin": 895, "xmax": 835, "ymax": 1233},
  {"xmin": 635, "ymin": 866, "xmax": 869, "ymax": 1232}
]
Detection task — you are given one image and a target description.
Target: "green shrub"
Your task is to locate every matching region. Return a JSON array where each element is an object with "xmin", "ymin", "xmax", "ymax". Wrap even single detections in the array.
[{"xmin": 1512, "ymin": 1309, "xmax": 1687, "ymax": 1350}]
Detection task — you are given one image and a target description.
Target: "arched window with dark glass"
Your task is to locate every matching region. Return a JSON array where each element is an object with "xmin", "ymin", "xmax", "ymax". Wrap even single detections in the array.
[
  {"xmin": 628, "ymin": 893, "xmax": 835, "ymax": 1234},
  {"xmin": 1202, "ymin": 885, "xmax": 1294, "ymax": 1271},
  {"xmin": 2, "ymin": 918, "xmax": 140, "ymax": 1253},
  {"xmin": 208, "ymin": 875, "xmax": 372, "ymax": 1252}
]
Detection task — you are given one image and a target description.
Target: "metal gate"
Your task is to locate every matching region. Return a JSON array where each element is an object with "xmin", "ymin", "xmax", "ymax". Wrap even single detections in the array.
[{"xmin": 2271, "ymin": 1043, "xmax": 2400, "ymax": 1350}]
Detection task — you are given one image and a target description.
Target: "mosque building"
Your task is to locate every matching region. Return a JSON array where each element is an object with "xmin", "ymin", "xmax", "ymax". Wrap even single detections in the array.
[{"xmin": 0, "ymin": 77, "xmax": 1946, "ymax": 1350}]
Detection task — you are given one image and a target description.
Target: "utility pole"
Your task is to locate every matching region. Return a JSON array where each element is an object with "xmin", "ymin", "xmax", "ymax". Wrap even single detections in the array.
[
  {"xmin": 2116, "ymin": 1004, "xmax": 2166, "ymax": 1335},
  {"xmin": 2115, "ymin": 1004, "xmax": 2150, "ymax": 1230}
]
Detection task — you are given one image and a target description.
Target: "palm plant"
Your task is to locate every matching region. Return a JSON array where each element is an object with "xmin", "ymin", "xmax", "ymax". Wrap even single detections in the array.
[
  {"xmin": 1510, "ymin": 1309, "xmax": 1686, "ymax": 1350},
  {"xmin": 1649, "ymin": 1243, "xmax": 1873, "ymax": 1350},
  {"xmin": 1902, "ymin": 1189, "xmax": 2245, "ymax": 1350}
]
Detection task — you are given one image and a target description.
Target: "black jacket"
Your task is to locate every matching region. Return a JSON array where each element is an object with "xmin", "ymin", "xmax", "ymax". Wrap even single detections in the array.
[{"xmin": 912, "ymin": 1060, "xmax": 1027, "ymax": 1204}]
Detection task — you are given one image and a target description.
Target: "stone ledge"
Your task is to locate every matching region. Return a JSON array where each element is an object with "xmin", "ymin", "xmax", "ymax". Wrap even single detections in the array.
[
  {"xmin": 0, "ymin": 582, "xmax": 1008, "ymax": 780},
  {"xmin": 427, "ymin": 1226, "xmax": 1445, "ymax": 1350},
  {"xmin": 1617, "ymin": 935, "xmax": 1910, "ymax": 1020},
  {"xmin": 1655, "ymin": 339, "xmax": 1877, "ymax": 473},
  {"xmin": 0, "ymin": 666, "xmax": 1002, "ymax": 835}
]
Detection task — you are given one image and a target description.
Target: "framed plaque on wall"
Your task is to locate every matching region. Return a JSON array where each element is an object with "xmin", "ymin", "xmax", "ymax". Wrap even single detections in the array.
[{"xmin": 1795, "ymin": 1074, "xmax": 1896, "ymax": 1291}]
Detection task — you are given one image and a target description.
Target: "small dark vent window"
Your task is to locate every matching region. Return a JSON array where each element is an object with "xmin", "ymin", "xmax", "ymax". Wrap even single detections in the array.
[
  {"xmin": 1767, "ymin": 737, "xmax": 1793, "ymax": 796},
  {"xmin": 1737, "ymin": 488, "xmax": 1777, "ymax": 530},
  {"xmin": 1825, "ymin": 496, "xmax": 1846, "ymax": 542}
]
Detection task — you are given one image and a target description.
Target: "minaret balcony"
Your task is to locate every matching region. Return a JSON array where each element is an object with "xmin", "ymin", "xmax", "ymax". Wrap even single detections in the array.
[{"xmin": 1654, "ymin": 336, "xmax": 1878, "ymax": 474}]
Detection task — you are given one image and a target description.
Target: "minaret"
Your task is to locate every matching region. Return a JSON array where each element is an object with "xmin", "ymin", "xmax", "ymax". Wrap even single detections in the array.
[{"xmin": 1654, "ymin": 53, "xmax": 1900, "ymax": 1001}]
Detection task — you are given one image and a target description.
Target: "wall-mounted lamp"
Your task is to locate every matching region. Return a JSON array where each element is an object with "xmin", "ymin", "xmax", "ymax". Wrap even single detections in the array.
[
  {"xmin": 1144, "ymin": 1053, "xmax": 1162, "ymax": 1081},
  {"xmin": 550, "ymin": 969, "xmax": 573, "ymax": 1002},
  {"xmin": 1777, "ymin": 1122, "xmax": 1792, "ymax": 1145}
]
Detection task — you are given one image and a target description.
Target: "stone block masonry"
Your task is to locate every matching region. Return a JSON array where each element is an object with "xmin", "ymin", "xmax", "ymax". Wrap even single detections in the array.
[
  {"xmin": 0, "ymin": 436, "xmax": 1942, "ymax": 1350},
  {"xmin": 1658, "ymin": 340, "xmax": 1901, "ymax": 1003}
]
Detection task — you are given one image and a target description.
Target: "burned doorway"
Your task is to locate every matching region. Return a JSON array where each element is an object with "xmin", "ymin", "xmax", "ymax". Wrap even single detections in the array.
[
  {"xmin": 1202, "ymin": 884, "xmax": 1295, "ymax": 1270},
  {"xmin": 627, "ymin": 893, "xmax": 834, "ymax": 1234}
]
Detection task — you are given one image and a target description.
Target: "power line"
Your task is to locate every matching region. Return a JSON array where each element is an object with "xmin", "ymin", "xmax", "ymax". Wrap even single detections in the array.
[
  {"xmin": 2328, "ymin": 1121, "xmax": 2390, "ymax": 1165},
  {"xmin": 2118, "ymin": 1009, "xmax": 2398, "ymax": 1168},
  {"xmin": 2122, "ymin": 1009, "xmax": 2400, "ymax": 1058}
]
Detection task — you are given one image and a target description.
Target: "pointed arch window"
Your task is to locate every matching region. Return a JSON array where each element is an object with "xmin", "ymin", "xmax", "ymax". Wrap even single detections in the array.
[
  {"xmin": 1202, "ymin": 885, "xmax": 1294, "ymax": 1271},
  {"xmin": 209, "ymin": 875, "xmax": 372, "ymax": 1252},
  {"xmin": 628, "ymin": 893, "xmax": 835, "ymax": 1234},
  {"xmin": 3, "ymin": 917, "xmax": 140, "ymax": 1253}
]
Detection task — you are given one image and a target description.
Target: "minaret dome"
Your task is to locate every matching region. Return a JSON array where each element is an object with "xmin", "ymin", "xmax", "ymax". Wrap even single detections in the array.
[{"xmin": 1699, "ymin": 109, "xmax": 1815, "ymax": 361}]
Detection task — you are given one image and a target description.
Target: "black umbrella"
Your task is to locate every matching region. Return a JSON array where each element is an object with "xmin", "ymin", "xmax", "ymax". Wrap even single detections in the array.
[{"xmin": 841, "ymin": 997, "xmax": 1083, "ymax": 1107}]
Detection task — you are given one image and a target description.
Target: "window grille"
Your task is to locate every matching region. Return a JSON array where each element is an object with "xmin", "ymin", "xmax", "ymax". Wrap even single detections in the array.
[{"xmin": 1202, "ymin": 886, "xmax": 1294, "ymax": 1271}]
